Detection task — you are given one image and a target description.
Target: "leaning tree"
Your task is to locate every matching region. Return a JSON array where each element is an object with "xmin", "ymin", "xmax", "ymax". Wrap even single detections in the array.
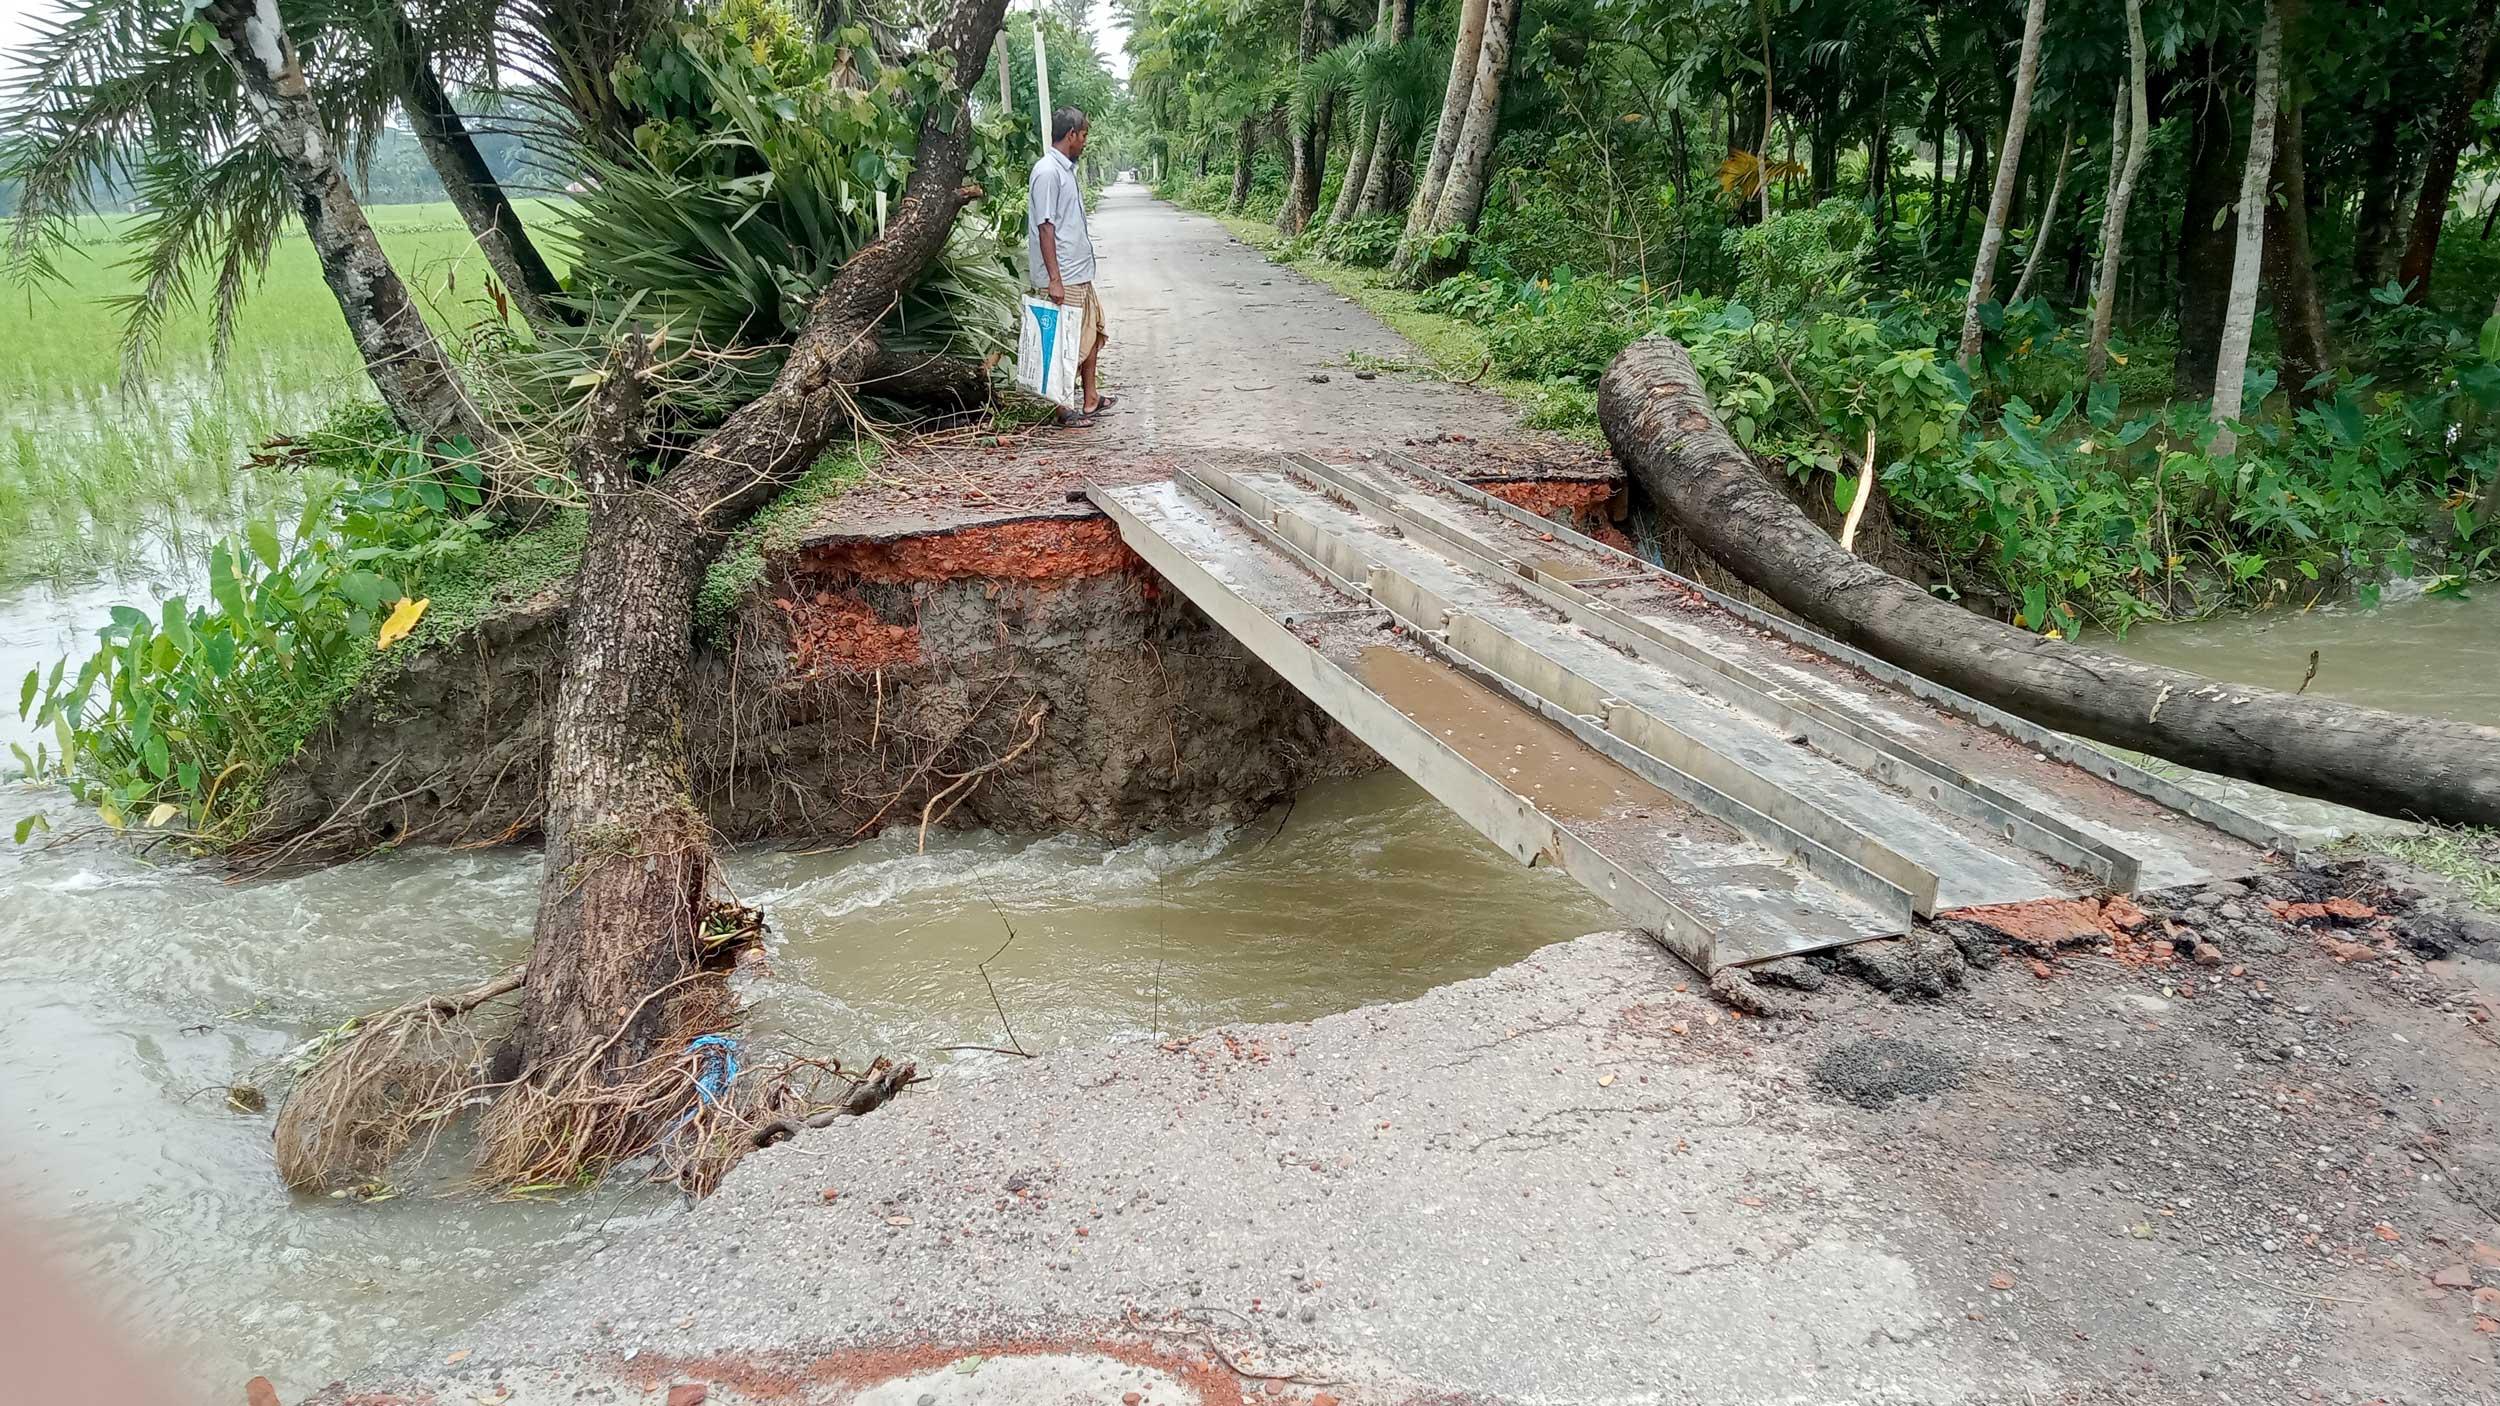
[{"xmin": 8, "ymin": 0, "xmax": 1018, "ymax": 1189}]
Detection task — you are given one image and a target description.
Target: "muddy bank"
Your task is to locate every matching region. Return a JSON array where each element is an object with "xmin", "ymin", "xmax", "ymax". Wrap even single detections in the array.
[
  {"xmin": 257, "ymin": 466, "xmax": 1622, "ymax": 853},
  {"xmin": 318, "ymin": 858, "xmax": 2500, "ymax": 1405}
]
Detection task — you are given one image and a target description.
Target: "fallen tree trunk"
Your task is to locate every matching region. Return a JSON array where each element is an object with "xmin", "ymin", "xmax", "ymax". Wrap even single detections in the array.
[
  {"xmin": 1597, "ymin": 336, "xmax": 2500, "ymax": 828},
  {"xmin": 856, "ymin": 347, "xmax": 998, "ymax": 414}
]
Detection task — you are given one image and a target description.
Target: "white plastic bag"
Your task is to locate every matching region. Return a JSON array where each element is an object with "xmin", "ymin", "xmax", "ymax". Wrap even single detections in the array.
[{"xmin": 1014, "ymin": 294, "xmax": 1085, "ymax": 410}]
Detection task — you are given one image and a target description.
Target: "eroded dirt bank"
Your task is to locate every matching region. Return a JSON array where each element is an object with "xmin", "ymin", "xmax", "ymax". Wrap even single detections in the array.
[
  {"xmin": 319, "ymin": 860, "xmax": 2500, "ymax": 1405},
  {"xmin": 256, "ymin": 460, "xmax": 1620, "ymax": 854}
]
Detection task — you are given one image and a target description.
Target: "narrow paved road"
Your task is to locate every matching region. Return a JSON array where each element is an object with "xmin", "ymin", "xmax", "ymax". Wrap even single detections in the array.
[
  {"xmin": 815, "ymin": 184, "xmax": 1590, "ymax": 536},
  {"xmin": 1078, "ymin": 184, "xmax": 1520, "ymax": 452}
]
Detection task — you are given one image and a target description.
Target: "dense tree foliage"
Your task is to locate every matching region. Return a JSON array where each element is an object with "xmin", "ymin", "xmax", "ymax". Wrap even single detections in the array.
[{"xmin": 1131, "ymin": 0, "xmax": 2500, "ymax": 630}]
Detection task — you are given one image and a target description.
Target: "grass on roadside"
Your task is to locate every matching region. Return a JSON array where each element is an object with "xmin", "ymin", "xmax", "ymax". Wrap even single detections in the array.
[{"xmin": 2333, "ymin": 826, "xmax": 2500, "ymax": 911}]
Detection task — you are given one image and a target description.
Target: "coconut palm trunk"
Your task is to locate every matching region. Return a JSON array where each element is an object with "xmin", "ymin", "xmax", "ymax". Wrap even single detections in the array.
[
  {"xmin": 1227, "ymin": 115, "xmax": 1259, "ymax": 211},
  {"xmin": 1278, "ymin": 0, "xmax": 1327, "ymax": 235},
  {"xmin": 1394, "ymin": 0, "xmax": 1520, "ymax": 285},
  {"xmin": 1397, "ymin": 0, "xmax": 1489, "ymax": 261},
  {"xmin": 2208, "ymin": 0, "xmax": 2284, "ymax": 457},
  {"xmin": 201, "ymin": 0, "xmax": 490, "ymax": 451},
  {"xmin": 388, "ymin": 12, "xmax": 569, "ymax": 335},
  {"xmin": 1351, "ymin": 0, "xmax": 1420, "ymax": 218},
  {"xmin": 1957, "ymin": 0, "xmax": 2050, "ymax": 370},
  {"xmin": 2262, "ymin": 24, "xmax": 2333, "ymax": 410},
  {"xmin": 2084, "ymin": 0, "xmax": 2148, "ymax": 379},
  {"xmin": 1327, "ymin": 0, "xmax": 1395, "ymax": 226}
]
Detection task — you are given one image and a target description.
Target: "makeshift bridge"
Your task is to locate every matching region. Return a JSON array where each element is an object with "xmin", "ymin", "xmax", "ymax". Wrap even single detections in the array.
[{"xmin": 1089, "ymin": 453, "xmax": 2294, "ymax": 974}]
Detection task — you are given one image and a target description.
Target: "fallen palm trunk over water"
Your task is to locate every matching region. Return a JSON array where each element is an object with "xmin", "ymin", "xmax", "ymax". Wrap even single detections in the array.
[{"xmin": 1596, "ymin": 335, "xmax": 2500, "ymax": 829}]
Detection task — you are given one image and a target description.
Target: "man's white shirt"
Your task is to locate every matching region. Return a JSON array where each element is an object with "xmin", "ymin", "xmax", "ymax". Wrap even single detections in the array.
[{"xmin": 1026, "ymin": 146, "xmax": 1096, "ymax": 287}]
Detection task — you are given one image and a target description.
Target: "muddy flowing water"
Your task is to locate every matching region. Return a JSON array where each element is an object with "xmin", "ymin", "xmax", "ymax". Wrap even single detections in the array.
[
  {"xmin": 2115, "ymin": 585, "xmax": 2500, "ymax": 729},
  {"xmin": 2105, "ymin": 585, "xmax": 2500, "ymax": 835},
  {"xmin": 0, "ymin": 772, "xmax": 1607, "ymax": 1398}
]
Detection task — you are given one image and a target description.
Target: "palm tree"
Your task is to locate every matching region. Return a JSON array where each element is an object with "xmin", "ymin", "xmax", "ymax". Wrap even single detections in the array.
[{"xmin": 2, "ymin": 0, "xmax": 668, "ymax": 376}]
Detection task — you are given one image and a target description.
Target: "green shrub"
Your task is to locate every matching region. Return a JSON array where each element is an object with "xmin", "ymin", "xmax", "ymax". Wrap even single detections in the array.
[
  {"xmin": 1483, "ymin": 272, "xmax": 1656, "ymax": 382},
  {"xmin": 1725, "ymin": 199, "xmax": 1875, "ymax": 320},
  {"xmin": 544, "ymin": 2, "xmax": 1020, "ymax": 417},
  {"xmin": 15, "ymin": 434, "xmax": 499, "ymax": 839},
  {"xmin": 1307, "ymin": 215, "xmax": 1401, "ymax": 267},
  {"xmin": 1415, "ymin": 271, "xmax": 1515, "ymax": 321}
]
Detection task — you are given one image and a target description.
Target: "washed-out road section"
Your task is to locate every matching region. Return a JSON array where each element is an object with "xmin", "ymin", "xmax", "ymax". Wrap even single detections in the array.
[{"xmin": 317, "ymin": 197, "xmax": 2500, "ymax": 1405}]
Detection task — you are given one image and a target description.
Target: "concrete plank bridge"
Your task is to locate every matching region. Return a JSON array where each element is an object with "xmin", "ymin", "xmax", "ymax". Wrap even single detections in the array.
[{"xmin": 1091, "ymin": 451, "xmax": 2299, "ymax": 972}]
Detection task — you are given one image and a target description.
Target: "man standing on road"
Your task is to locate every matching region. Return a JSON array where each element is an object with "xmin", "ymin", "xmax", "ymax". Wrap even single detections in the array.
[{"xmin": 1028, "ymin": 106, "xmax": 1114, "ymax": 424}]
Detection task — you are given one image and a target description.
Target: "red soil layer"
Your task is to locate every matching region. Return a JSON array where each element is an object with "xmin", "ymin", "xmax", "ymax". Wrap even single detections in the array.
[
  {"xmin": 1480, "ymin": 478, "xmax": 1630, "ymax": 548},
  {"xmin": 791, "ymin": 478, "xmax": 1620, "ymax": 592},
  {"xmin": 796, "ymin": 515, "xmax": 1144, "ymax": 585},
  {"xmin": 1481, "ymin": 478, "xmax": 1614, "ymax": 524},
  {"xmin": 770, "ymin": 478, "xmax": 1627, "ymax": 678},
  {"xmin": 778, "ymin": 594, "xmax": 923, "ymax": 673}
]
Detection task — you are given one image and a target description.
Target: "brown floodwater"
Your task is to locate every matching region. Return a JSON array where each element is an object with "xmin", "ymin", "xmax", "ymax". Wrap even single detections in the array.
[
  {"xmin": 2104, "ymin": 585, "xmax": 2500, "ymax": 835},
  {"xmin": 0, "ymin": 771, "xmax": 1607, "ymax": 1400}
]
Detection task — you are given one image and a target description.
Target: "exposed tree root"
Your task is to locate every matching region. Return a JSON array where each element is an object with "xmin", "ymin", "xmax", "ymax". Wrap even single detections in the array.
[
  {"xmin": 472, "ymin": 968, "xmax": 740, "ymax": 1189},
  {"xmin": 749, "ymin": 1058, "xmax": 918, "ymax": 1149},
  {"xmin": 274, "ymin": 934, "xmax": 919, "ymax": 1196},
  {"xmin": 272, "ymin": 966, "xmax": 524, "ymax": 1192}
]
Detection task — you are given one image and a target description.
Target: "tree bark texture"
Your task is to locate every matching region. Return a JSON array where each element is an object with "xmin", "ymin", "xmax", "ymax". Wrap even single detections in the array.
[
  {"xmin": 2171, "ymin": 72, "xmax": 2240, "ymax": 399},
  {"xmin": 2261, "ymin": 49, "xmax": 2333, "ymax": 410},
  {"xmin": 2009, "ymin": 120, "xmax": 2072, "ymax": 305},
  {"xmin": 1331, "ymin": 119, "xmax": 1378, "ymax": 227},
  {"xmin": 2351, "ymin": 108, "xmax": 2405, "ymax": 289},
  {"xmin": 491, "ymin": 0, "xmax": 1015, "ymax": 1174},
  {"xmin": 1349, "ymin": 0, "xmax": 1419, "ymax": 218},
  {"xmin": 1957, "ymin": 0, "xmax": 2049, "ymax": 369},
  {"xmin": 1753, "ymin": 0, "xmax": 1774, "ymax": 224},
  {"xmin": 1328, "ymin": 0, "xmax": 1395, "ymax": 226},
  {"xmin": 2086, "ymin": 1, "xmax": 2149, "ymax": 381},
  {"xmin": 853, "ymin": 347, "xmax": 995, "ymax": 413},
  {"xmin": 1397, "ymin": 0, "xmax": 1521, "ymax": 285},
  {"xmin": 1399, "ymin": 0, "xmax": 1490, "ymax": 259},
  {"xmin": 1597, "ymin": 337, "xmax": 2500, "ymax": 827},
  {"xmin": 203, "ymin": 0, "xmax": 490, "ymax": 451},
  {"xmin": 1227, "ymin": 114, "xmax": 1259, "ymax": 212},
  {"xmin": 2397, "ymin": 0, "xmax": 2500, "ymax": 302},
  {"xmin": 389, "ymin": 14, "xmax": 570, "ymax": 336},
  {"xmin": 1278, "ymin": 0, "xmax": 1327, "ymax": 235},
  {"xmin": 2209, "ymin": 0, "xmax": 2284, "ymax": 457}
]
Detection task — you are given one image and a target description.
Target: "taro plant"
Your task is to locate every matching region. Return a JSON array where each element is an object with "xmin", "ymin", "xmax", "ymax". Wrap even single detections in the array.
[{"xmin": 16, "ymin": 437, "xmax": 494, "ymax": 841}]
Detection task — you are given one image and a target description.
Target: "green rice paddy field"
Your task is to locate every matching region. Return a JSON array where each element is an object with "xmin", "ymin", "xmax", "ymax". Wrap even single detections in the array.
[{"xmin": 2, "ymin": 200, "xmax": 569, "ymax": 581}]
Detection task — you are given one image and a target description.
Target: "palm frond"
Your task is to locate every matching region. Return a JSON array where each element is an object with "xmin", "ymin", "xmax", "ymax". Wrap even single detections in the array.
[{"xmin": 1291, "ymin": 40, "xmax": 1366, "ymax": 134}]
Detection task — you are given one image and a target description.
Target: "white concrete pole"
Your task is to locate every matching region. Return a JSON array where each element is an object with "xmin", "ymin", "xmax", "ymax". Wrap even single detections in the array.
[{"xmin": 1032, "ymin": 7, "xmax": 1054, "ymax": 156}]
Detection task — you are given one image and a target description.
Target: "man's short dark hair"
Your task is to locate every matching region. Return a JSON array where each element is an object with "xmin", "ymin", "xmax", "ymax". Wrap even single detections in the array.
[{"xmin": 1052, "ymin": 107, "xmax": 1089, "ymax": 143}]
